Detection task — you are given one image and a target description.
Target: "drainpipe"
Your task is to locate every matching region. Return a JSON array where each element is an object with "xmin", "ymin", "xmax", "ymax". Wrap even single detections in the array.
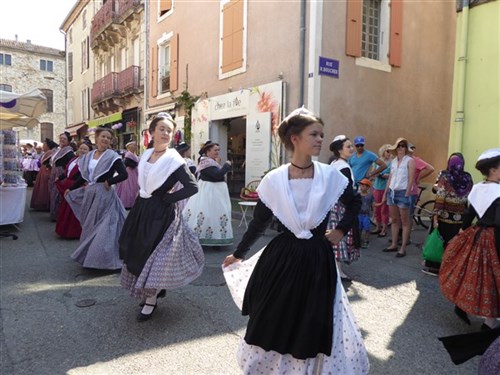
[
  {"xmin": 452, "ymin": 0, "xmax": 470, "ymax": 152},
  {"xmin": 307, "ymin": 0, "xmax": 323, "ymax": 116},
  {"xmin": 298, "ymin": 0, "xmax": 306, "ymax": 106}
]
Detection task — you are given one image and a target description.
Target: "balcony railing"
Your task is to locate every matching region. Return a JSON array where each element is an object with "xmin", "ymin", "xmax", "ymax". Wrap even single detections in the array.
[
  {"xmin": 92, "ymin": 66, "xmax": 141, "ymax": 105},
  {"xmin": 90, "ymin": 0, "xmax": 142, "ymax": 44},
  {"xmin": 118, "ymin": 65, "xmax": 140, "ymax": 92},
  {"xmin": 91, "ymin": 72, "xmax": 119, "ymax": 104}
]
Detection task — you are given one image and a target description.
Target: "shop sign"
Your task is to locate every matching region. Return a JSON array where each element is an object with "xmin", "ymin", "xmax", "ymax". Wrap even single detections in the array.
[
  {"xmin": 245, "ymin": 112, "xmax": 272, "ymax": 185},
  {"xmin": 319, "ymin": 56, "xmax": 339, "ymax": 78},
  {"xmin": 210, "ymin": 91, "xmax": 249, "ymax": 120}
]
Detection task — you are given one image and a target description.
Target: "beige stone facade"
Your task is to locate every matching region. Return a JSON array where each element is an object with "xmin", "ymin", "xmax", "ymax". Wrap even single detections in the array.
[{"xmin": 0, "ymin": 38, "xmax": 65, "ymax": 143}]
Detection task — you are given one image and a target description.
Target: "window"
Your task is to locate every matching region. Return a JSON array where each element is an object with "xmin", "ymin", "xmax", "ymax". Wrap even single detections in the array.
[
  {"xmin": 68, "ymin": 28, "xmax": 73, "ymax": 44},
  {"xmin": 40, "ymin": 122, "xmax": 54, "ymax": 141},
  {"xmin": 82, "ymin": 88, "xmax": 90, "ymax": 121},
  {"xmin": 68, "ymin": 52, "xmax": 73, "ymax": 81},
  {"xmin": 362, "ymin": 0, "xmax": 381, "ymax": 60},
  {"xmin": 220, "ymin": 0, "xmax": 246, "ymax": 77},
  {"xmin": 0, "ymin": 84, "xmax": 12, "ymax": 92},
  {"xmin": 40, "ymin": 59, "xmax": 54, "ymax": 72},
  {"xmin": 40, "ymin": 89, "xmax": 53, "ymax": 112},
  {"xmin": 153, "ymin": 33, "xmax": 178, "ymax": 96},
  {"xmin": 81, "ymin": 37, "xmax": 89, "ymax": 71},
  {"xmin": 0, "ymin": 53, "xmax": 12, "ymax": 65},
  {"xmin": 159, "ymin": 0, "xmax": 172, "ymax": 17},
  {"xmin": 346, "ymin": 0, "xmax": 402, "ymax": 67},
  {"xmin": 82, "ymin": 9, "xmax": 87, "ymax": 29}
]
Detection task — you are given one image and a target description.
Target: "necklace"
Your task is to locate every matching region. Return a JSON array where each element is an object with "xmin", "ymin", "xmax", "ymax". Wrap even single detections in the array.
[{"xmin": 291, "ymin": 162, "xmax": 313, "ymax": 170}]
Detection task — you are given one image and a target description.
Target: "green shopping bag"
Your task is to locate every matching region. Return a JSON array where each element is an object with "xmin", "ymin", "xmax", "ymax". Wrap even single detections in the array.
[{"xmin": 422, "ymin": 228, "xmax": 444, "ymax": 263}]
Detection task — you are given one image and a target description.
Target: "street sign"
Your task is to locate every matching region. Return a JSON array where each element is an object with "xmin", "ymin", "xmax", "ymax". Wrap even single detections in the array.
[{"xmin": 319, "ymin": 57, "xmax": 339, "ymax": 78}]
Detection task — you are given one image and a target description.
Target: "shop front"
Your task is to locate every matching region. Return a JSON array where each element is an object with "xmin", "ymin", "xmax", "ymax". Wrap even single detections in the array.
[{"xmin": 191, "ymin": 81, "xmax": 284, "ymax": 196}]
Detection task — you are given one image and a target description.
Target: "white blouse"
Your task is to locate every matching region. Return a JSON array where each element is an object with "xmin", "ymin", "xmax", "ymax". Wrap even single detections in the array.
[
  {"xmin": 289, "ymin": 178, "xmax": 313, "ymax": 225},
  {"xmin": 389, "ymin": 155, "xmax": 411, "ymax": 190}
]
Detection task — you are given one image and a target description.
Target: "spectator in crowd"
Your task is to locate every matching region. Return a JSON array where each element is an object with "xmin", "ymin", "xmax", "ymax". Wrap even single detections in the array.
[{"xmin": 349, "ymin": 135, "xmax": 387, "ymax": 187}]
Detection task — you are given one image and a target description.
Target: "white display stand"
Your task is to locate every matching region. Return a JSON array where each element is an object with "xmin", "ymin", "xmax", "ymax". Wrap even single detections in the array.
[{"xmin": 0, "ymin": 185, "xmax": 27, "ymax": 225}]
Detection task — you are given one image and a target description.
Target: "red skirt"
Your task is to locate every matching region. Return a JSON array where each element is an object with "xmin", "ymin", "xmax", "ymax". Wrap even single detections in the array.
[
  {"xmin": 439, "ymin": 226, "xmax": 500, "ymax": 318},
  {"xmin": 55, "ymin": 178, "xmax": 82, "ymax": 239}
]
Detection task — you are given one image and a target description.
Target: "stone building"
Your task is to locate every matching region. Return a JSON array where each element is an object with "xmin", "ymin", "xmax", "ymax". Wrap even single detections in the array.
[{"xmin": 0, "ymin": 38, "xmax": 66, "ymax": 143}]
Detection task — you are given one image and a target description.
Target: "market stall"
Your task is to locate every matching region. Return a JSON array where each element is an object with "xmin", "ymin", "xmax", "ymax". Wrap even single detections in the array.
[{"xmin": 0, "ymin": 89, "xmax": 46, "ymax": 237}]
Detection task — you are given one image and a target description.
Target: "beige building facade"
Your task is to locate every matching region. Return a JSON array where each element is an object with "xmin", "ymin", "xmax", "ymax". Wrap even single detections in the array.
[
  {"xmin": 0, "ymin": 38, "xmax": 65, "ymax": 143},
  {"xmin": 145, "ymin": 0, "xmax": 456, "ymax": 195}
]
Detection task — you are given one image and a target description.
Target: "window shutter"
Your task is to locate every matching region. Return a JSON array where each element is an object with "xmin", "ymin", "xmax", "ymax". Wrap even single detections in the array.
[
  {"xmin": 170, "ymin": 33, "xmax": 179, "ymax": 92},
  {"xmin": 159, "ymin": 0, "xmax": 172, "ymax": 16},
  {"xmin": 151, "ymin": 46, "xmax": 158, "ymax": 97},
  {"xmin": 345, "ymin": 0, "xmax": 362, "ymax": 57},
  {"xmin": 68, "ymin": 53, "xmax": 73, "ymax": 82},
  {"xmin": 389, "ymin": 0, "xmax": 403, "ymax": 67},
  {"xmin": 221, "ymin": 0, "xmax": 244, "ymax": 73},
  {"xmin": 86, "ymin": 36, "xmax": 90, "ymax": 69}
]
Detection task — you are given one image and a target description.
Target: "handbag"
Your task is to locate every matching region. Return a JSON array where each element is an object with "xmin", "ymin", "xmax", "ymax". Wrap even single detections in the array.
[{"xmin": 422, "ymin": 228, "xmax": 444, "ymax": 263}]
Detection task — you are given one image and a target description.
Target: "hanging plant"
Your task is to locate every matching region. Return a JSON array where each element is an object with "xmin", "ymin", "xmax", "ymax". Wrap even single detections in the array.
[
  {"xmin": 126, "ymin": 120, "xmax": 137, "ymax": 128},
  {"xmin": 174, "ymin": 90, "xmax": 200, "ymax": 146}
]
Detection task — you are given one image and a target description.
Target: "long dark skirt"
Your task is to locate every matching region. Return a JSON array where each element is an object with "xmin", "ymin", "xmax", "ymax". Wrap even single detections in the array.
[{"xmin": 242, "ymin": 226, "xmax": 337, "ymax": 360}]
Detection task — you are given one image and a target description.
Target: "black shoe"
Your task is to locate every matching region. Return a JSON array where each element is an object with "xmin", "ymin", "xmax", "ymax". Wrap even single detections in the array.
[
  {"xmin": 139, "ymin": 289, "xmax": 166, "ymax": 307},
  {"xmin": 454, "ymin": 306, "xmax": 471, "ymax": 325},
  {"xmin": 382, "ymin": 247, "xmax": 398, "ymax": 252},
  {"xmin": 137, "ymin": 303, "xmax": 157, "ymax": 322}
]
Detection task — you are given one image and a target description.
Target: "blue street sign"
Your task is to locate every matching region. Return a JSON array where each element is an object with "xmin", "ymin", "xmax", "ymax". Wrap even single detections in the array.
[{"xmin": 319, "ymin": 57, "xmax": 339, "ymax": 78}]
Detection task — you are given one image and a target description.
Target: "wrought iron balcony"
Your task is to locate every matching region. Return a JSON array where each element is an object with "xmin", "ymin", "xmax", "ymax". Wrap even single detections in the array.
[
  {"xmin": 118, "ymin": 65, "xmax": 140, "ymax": 93},
  {"xmin": 91, "ymin": 66, "xmax": 142, "ymax": 106},
  {"xmin": 91, "ymin": 72, "xmax": 119, "ymax": 105}
]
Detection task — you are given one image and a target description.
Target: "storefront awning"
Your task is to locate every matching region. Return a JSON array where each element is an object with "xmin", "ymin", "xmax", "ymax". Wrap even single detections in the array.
[
  {"xmin": 87, "ymin": 112, "xmax": 122, "ymax": 128},
  {"xmin": 65, "ymin": 122, "xmax": 87, "ymax": 136}
]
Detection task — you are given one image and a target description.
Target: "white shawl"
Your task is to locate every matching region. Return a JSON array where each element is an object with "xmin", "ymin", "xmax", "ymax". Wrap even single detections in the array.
[
  {"xmin": 331, "ymin": 159, "xmax": 354, "ymax": 182},
  {"xmin": 467, "ymin": 182, "xmax": 500, "ymax": 218},
  {"xmin": 257, "ymin": 161, "xmax": 348, "ymax": 239},
  {"xmin": 138, "ymin": 148, "xmax": 185, "ymax": 198},
  {"xmin": 79, "ymin": 149, "xmax": 121, "ymax": 183}
]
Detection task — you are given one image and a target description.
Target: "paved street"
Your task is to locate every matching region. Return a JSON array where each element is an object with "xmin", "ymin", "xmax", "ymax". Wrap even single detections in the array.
[{"xmin": 0, "ymin": 190, "xmax": 481, "ymax": 374}]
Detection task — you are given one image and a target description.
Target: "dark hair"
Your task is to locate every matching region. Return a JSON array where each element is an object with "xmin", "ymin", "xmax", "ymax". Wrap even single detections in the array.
[
  {"xmin": 198, "ymin": 140, "xmax": 219, "ymax": 162},
  {"xmin": 329, "ymin": 137, "xmax": 350, "ymax": 158},
  {"xmin": 79, "ymin": 138, "xmax": 93, "ymax": 150},
  {"xmin": 475, "ymin": 155, "xmax": 500, "ymax": 177},
  {"xmin": 95, "ymin": 127, "xmax": 113, "ymax": 138},
  {"xmin": 148, "ymin": 114, "xmax": 175, "ymax": 135},
  {"xmin": 69, "ymin": 142, "xmax": 78, "ymax": 152},
  {"xmin": 278, "ymin": 113, "xmax": 323, "ymax": 151},
  {"xmin": 60, "ymin": 131, "xmax": 72, "ymax": 142},
  {"xmin": 176, "ymin": 142, "xmax": 190, "ymax": 156},
  {"xmin": 45, "ymin": 138, "xmax": 59, "ymax": 149}
]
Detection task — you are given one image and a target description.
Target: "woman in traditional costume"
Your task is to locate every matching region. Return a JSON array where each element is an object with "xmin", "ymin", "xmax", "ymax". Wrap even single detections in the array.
[
  {"xmin": 65, "ymin": 127, "xmax": 127, "ymax": 270},
  {"xmin": 30, "ymin": 138, "xmax": 58, "ymax": 211},
  {"xmin": 119, "ymin": 114, "xmax": 203, "ymax": 322},
  {"xmin": 328, "ymin": 135, "xmax": 360, "ymax": 281},
  {"xmin": 222, "ymin": 108, "xmax": 369, "ymax": 374},
  {"xmin": 55, "ymin": 140, "xmax": 92, "ymax": 239},
  {"xmin": 48, "ymin": 132, "xmax": 75, "ymax": 221},
  {"xmin": 116, "ymin": 141, "xmax": 140, "ymax": 209},
  {"xmin": 440, "ymin": 148, "xmax": 500, "ymax": 330},
  {"xmin": 183, "ymin": 140, "xmax": 233, "ymax": 247}
]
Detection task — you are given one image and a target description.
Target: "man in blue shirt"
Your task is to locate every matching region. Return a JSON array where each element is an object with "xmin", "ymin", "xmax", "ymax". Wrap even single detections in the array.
[{"xmin": 349, "ymin": 136, "xmax": 387, "ymax": 186}]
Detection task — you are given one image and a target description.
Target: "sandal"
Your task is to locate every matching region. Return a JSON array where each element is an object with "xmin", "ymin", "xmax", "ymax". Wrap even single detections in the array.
[
  {"xmin": 370, "ymin": 229, "xmax": 381, "ymax": 235},
  {"xmin": 395, "ymin": 251, "xmax": 406, "ymax": 258},
  {"xmin": 378, "ymin": 232, "xmax": 387, "ymax": 237}
]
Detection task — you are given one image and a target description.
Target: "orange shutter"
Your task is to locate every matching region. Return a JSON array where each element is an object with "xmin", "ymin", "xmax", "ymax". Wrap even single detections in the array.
[
  {"xmin": 170, "ymin": 33, "xmax": 179, "ymax": 92},
  {"xmin": 345, "ymin": 0, "xmax": 362, "ymax": 57},
  {"xmin": 159, "ymin": 0, "xmax": 172, "ymax": 15},
  {"xmin": 151, "ymin": 46, "xmax": 158, "ymax": 97},
  {"xmin": 389, "ymin": 0, "xmax": 403, "ymax": 67},
  {"xmin": 221, "ymin": 0, "xmax": 244, "ymax": 73}
]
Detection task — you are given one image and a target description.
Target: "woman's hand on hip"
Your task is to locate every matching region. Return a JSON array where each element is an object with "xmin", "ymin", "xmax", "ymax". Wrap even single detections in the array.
[{"xmin": 325, "ymin": 229, "xmax": 344, "ymax": 246}]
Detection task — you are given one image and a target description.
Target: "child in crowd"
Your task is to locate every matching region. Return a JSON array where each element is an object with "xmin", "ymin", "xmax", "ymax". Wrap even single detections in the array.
[{"xmin": 358, "ymin": 178, "xmax": 374, "ymax": 248}]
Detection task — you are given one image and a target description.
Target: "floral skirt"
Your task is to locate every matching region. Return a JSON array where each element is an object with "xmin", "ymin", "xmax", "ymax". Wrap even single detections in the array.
[
  {"xmin": 439, "ymin": 226, "xmax": 500, "ymax": 318},
  {"xmin": 328, "ymin": 202, "xmax": 360, "ymax": 264},
  {"xmin": 183, "ymin": 180, "xmax": 233, "ymax": 246}
]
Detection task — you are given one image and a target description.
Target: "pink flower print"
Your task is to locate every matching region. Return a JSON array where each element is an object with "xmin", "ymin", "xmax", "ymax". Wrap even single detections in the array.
[{"xmin": 256, "ymin": 91, "xmax": 280, "ymax": 135}]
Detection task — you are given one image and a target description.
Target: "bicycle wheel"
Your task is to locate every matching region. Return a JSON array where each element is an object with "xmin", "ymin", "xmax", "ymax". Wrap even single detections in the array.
[{"xmin": 416, "ymin": 200, "xmax": 434, "ymax": 229}]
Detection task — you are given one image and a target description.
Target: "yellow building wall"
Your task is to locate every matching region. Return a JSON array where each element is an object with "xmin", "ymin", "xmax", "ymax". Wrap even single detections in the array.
[{"xmin": 449, "ymin": 1, "xmax": 500, "ymax": 182}]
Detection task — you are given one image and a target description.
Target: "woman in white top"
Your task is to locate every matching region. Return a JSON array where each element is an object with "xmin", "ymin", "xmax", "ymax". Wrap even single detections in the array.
[
  {"xmin": 383, "ymin": 137, "xmax": 415, "ymax": 257},
  {"xmin": 222, "ymin": 108, "xmax": 368, "ymax": 374}
]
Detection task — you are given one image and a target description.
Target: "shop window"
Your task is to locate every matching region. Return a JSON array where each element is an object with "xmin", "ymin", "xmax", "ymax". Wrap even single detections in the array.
[
  {"xmin": 40, "ymin": 122, "xmax": 54, "ymax": 141},
  {"xmin": 40, "ymin": 89, "xmax": 53, "ymax": 112},
  {"xmin": 0, "ymin": 84, "xmax": 12, "ymax": 92},
  {"xmin": 40, "ymin": 59, "xmax": 54, "ymax": 72},
  {"xmin": 0, "ymin": 53, "xmax": 12, "ymax": 66},
  {"xmin": 220, "ymin": 0, "xmax": 246, "ymax": 77},
  {"xmin": 346, "ymin": 0, "xmax": 402, "ymax": 67}
]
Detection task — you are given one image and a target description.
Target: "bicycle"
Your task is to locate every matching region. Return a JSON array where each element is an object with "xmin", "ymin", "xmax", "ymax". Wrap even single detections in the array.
[{"xmin": 412, "ymin": 186, "xmax": 435, "ymax": 229}]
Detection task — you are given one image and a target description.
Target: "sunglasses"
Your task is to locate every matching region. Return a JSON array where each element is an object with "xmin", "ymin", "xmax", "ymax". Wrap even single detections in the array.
[
  {"xmin": 397, "ymin": 143, "xmax": 407, "ymax": 148},
  {"xmin": 355, "ymin": 144, "xmax": 364, "ymax": 148}
]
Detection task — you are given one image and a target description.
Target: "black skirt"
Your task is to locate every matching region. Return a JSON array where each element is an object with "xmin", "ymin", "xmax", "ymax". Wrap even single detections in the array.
[
  {"xmin": 119, "ymin": 195, "xmax": 175, "ymax": 276},
  {"xmin": 242, "ymin": 218, "xmax": 337, "ymax": 360}
]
